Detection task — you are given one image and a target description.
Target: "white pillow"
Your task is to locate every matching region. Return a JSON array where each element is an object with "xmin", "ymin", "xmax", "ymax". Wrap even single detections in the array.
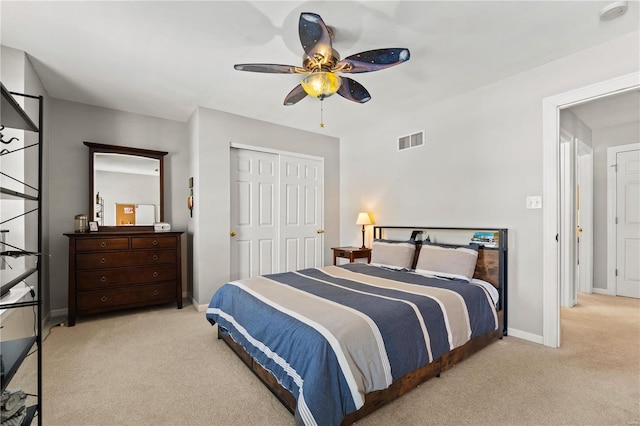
[
  {"xmin": 370, "ymin": 239, "xmax": 416, "ymax": 270},
  {"xmin": 471, "ymin": 278, "xmax": 499, "ymax": 306}
]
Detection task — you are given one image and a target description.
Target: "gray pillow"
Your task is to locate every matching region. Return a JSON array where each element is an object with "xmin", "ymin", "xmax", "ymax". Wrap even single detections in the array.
[
  {"xmin": 370, "ymin": 239, "xmax": 417, "ymax": 270},
  {"xmin": 414, "ymin": 242, "xmax": 479, "ymax": 282}
]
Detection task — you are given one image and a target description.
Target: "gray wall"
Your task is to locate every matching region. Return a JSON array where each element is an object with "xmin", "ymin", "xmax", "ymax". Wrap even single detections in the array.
[
  {"xmin": 188, "ymin": 106, "xmax": 340, "ymax": 306},
  {"xmin": 47, "ymin": 99, "xmax": 189, "ymax": 314},
  {"xmin": 560, "ymin": 109, "xmax": 593, "ymax": 148},
  {"xmin": 339, "ymin": 32, "xmax": 639, "ymax": 341}
]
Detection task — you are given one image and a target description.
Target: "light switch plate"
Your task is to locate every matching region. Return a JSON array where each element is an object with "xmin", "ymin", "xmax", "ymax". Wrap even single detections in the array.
[{"xmin": 526, "ymin": 196, "xmax": 542, "ymax": 209}]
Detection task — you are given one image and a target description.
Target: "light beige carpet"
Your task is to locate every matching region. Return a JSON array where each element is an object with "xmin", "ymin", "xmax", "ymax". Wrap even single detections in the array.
[{"xmin": 34, "ymin": 293, "xmax": 639, "ymax": 425}]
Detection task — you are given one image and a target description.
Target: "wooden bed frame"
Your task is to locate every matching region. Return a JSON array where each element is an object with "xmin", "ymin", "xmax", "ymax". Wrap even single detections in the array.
[{"xmin": 217, "ymin": 226, "xmax": 508, "ymax": 425}]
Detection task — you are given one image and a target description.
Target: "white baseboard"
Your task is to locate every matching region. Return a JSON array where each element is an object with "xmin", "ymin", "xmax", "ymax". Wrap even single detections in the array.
[
  {"xmin": 507, "ymin": 327, "xmax": 544, "ymax": 344},
  {"xmin": 192, "ymin": 299, "xmax": 209, "ymax": 312},
  {"xmin": 50, "ymin": 308, "xmax": 68, "ymax": 318},
  {"xmin": 592, "ymin": 288, "xmax": 614, "ymax": 296}
]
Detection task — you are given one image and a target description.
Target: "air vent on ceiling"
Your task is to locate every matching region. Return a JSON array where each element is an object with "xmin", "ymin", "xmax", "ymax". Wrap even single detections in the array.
[{"xmin": 398, "ymin": 130, "xmax": 424, "ymax": 151}]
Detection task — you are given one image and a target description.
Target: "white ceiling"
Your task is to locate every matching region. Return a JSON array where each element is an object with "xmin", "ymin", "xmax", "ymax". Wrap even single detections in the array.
[{"xmin": 1, "ymin": 1, "xmax": 638, "ymax": 137}]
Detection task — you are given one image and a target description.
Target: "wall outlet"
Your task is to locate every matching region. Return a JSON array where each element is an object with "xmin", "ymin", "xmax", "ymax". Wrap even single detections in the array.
[{"xmin": 526, "ymin": 196, "xmax": 542, "ymax": 209}]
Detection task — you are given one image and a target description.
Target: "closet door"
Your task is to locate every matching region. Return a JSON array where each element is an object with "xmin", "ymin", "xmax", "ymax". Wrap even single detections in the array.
[
  {"xmin": 229, "ymin": 149, "xmax": 278, "ymax": 280},
  {"xmin": 279, "ymin": 155, "xmax": 324, "ymax": 272}
]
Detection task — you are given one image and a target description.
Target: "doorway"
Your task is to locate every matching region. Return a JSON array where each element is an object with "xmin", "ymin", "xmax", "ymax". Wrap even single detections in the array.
[
  {"xmin": 542, "ymin": 72, "xmax": 640, "ymax": 348},
  {"xmin": 229, "ymin": 146, "xmax": 325, "ymax": 281}
]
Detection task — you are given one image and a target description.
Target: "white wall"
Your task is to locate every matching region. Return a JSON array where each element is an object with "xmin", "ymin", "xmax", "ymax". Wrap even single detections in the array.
[
  {"xmin": 1, "ymin": 47, "xmax": 28, "ymax": 271},
  {"xmin": 339, "ymin": 32, "xmax": 639, "ymax": 340},
  {"xmin": 1, "ymin": 46, "xmax": 51, "ymax": 316},
  {"xmin": 592, "ymin": 122, "xmax": 640, "ymax": 291},
  {"xmin": 47, "ymin": 99, "xmax": 189, "ymax": 313},
  {"xmin": 188, "ymin": 106, "xmax": 340, "ymax": 306}
]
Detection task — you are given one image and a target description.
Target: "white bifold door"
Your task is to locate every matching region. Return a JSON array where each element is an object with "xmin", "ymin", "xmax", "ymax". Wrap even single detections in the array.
[{"xmin": 230, "ymin": 148, "xmax": 324, "ymax": 281}]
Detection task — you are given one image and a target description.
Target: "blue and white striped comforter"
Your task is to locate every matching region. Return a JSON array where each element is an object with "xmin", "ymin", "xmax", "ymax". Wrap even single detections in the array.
[{"xmin": 206, "ymin": 263, "xmax": 498, "ymax": 425}]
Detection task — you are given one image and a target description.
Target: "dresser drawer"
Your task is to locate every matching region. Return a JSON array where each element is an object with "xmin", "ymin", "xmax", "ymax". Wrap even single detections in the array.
[
  {"xmin": 131, "ymin": 236, "xmax": 177, "ymax": 249},
  {"xmin": 75, "ymin": 237, "xmax": 129, "ymax": 252},
  {"xmin": 76, "ymin": 249, "xmax": 176, "ymax": 270},
  {"xmin": 76, "ymin": 265, "xmax": 177, "ymax": 290},
  {"xmin": 77, "ymin": 282, "xmax": 176, "ymax": 311}
]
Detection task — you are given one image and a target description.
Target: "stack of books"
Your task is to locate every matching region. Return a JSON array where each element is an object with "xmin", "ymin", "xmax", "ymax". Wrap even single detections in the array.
[{"xmin": 470, "ymin": 231, "xmax": 499, "ymax": 248}]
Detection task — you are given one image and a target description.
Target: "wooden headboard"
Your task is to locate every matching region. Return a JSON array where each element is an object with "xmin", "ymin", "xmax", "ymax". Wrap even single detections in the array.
[{"xmin": 373, "ymin": 226, "xmax": 508, "ymax": 335}]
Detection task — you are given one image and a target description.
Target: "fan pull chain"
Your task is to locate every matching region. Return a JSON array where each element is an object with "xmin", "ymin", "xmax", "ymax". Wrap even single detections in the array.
[{"xmin": 320, "ymin": 98, "xmax": 325, "ymax": 128}]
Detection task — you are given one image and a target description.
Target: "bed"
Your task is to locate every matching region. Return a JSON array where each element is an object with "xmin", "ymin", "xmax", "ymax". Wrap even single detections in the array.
[{"xmin": 206, "ymin": 226, "xmax": 508, "ymax": 425}]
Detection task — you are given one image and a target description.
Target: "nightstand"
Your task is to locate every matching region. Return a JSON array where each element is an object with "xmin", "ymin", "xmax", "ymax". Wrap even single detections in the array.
[{"xmin": 332, "ymin": 246, "xmax": 372, "ymax": 265}]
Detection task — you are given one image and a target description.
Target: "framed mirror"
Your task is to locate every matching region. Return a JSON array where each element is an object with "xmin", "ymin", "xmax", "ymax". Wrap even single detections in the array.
[{"xmin": 84, "ymin": 142, "xmax": 167, "ymax": 230}]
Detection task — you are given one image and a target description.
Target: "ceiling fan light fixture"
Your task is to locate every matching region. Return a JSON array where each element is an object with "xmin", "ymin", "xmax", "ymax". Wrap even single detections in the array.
[{"xmin": 301, "ymin": 72, "xmax": 341, "ymax": 99}]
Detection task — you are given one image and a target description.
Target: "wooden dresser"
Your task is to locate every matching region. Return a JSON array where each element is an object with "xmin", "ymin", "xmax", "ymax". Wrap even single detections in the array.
[{"xmin": 65, "ymin": 231, "xmax": 183, "ymax": 326}]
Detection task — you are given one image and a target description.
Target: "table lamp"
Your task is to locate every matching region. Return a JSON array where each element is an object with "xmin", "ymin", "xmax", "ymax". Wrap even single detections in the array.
[{"xmin": 356, "ymin": 212, "xmax": 373, "ymax": 249}]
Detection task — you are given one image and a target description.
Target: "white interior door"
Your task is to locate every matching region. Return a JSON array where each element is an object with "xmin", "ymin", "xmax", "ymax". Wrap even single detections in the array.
[
  {"xmin": 576, "ymin": 140, "xmax": 593, "ymax": 294},
  {"xmin": 615, "ymin": 148, "xmax": 640, "ymax": 298},
  {"xmin": 560, "ymin": 134, "xmax": 577, "ymax": 307},
  {"xmin": 279, "ymin": 155, "xmax": 324, "ymax": 272},
  {"xmin": 230, "ymin": 148, "xmax": 324, "ymax": 280},
  {"xmin": 230, "ymin": 148, "xmax": 278, "ymax": 280}
]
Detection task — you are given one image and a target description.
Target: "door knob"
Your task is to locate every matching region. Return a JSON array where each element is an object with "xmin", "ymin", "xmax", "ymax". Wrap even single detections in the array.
[
  {"xmin": 230, "ymin": 231, "xmax": 237, "ymax": 237},
  {"xmin": 316, "ymin": 229, "xmax": 324, "ymax": 234}
]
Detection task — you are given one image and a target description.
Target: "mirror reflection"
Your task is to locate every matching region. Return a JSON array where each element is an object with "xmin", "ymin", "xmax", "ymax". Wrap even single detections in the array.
[
  {"xmin": 92, "ymin": 153, "xmax": 160, "ymax": 226},
  {"xmin": 85, "ymin": 141, "xmax": 167, "ymax": 228}
]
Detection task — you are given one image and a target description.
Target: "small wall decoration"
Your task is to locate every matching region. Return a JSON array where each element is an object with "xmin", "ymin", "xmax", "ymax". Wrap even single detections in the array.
[{"xmin": 188, "ymin": 177, "xmax": 194, "ymax": 218}]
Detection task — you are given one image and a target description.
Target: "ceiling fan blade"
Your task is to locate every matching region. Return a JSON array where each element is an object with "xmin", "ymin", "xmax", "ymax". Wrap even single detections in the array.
[
  {"xmin": 283, "ymin": 84, "xmax": 308, "ymax": 106},
  {"xmin": 299, "ymin": 13, "xmax": 333, "ymax": 57},
  {"xmin": 234, "ymin": 64, "xmax": 300, "ymax": 74},
  {"xmin": 337, "ymin": 77, "xmax": 371, "ymax": 104},
  {"xmin": 335, "ymin": 48, "xmax": 410, "ymax": 74}
]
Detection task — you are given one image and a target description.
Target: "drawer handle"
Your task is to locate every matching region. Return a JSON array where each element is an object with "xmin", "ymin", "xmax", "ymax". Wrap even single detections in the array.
[
  {"xmin": 152, "ymin": 290, "xmax": 159, "ymax": 296},
  {"xmin": 100, "ymin": 241, "xmax": 107, "ymax": 248},
  {"xmin": 152, "ymin": 271, "xmax": 159, "ymax": 278},
  {"xmin": 100, "ymin": 276, "xmax": 107, "ymax": 282},
  {"xmin": 152, "ymin": 254, "xmax": 158, "ymax": 261},
  {"xmin": 100, "ymin": 257, "xmax": 106, "ymax": 264},
  {"xmin": 101, "ymin": 296, "xmax": 108, "ymax": 302},
  {"xmin": 152, "ymin": 240, "xmax": 158, "ymax": 246}
]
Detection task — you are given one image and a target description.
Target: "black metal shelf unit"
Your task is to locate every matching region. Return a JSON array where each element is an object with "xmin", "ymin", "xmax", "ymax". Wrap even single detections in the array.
[{"xmin": 0, "ymin": 82, "xmax": 43, "ymax": 426}]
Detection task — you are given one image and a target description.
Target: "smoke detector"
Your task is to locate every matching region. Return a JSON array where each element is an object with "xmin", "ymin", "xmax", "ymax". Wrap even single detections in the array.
[{"xmin": 599, "ymin": 1, "xmax": 628, "ymax": 21}]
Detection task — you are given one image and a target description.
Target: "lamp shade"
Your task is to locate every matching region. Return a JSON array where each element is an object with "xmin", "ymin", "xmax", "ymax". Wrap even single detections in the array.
[
  {"xmin": 356, "ymin": 212, "xmax": 373, "ymax": 226},
  {"xmin": 301, "ymin": 72, "xmax": 341, "ymax": 99}
]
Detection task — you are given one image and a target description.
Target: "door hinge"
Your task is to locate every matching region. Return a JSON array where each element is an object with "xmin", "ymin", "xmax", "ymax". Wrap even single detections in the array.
[
  {"xmin": 615, "ymin": 217, "xmax": 619, "ymax": 224},
  {"xmin": 615, "ymin": 269, "xmax": 618, "ymax": 277}
]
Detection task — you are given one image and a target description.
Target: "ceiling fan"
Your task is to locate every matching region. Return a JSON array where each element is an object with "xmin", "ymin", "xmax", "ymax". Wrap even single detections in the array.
[{"xmin": 234, "ymin": 12, "xmax": 411, "ymax": 106}]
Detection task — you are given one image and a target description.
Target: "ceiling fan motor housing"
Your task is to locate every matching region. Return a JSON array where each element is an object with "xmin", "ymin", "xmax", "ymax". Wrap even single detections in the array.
[{"xmin": 303, "ymin": 48, "xmax": 341, "ymax": 72}]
